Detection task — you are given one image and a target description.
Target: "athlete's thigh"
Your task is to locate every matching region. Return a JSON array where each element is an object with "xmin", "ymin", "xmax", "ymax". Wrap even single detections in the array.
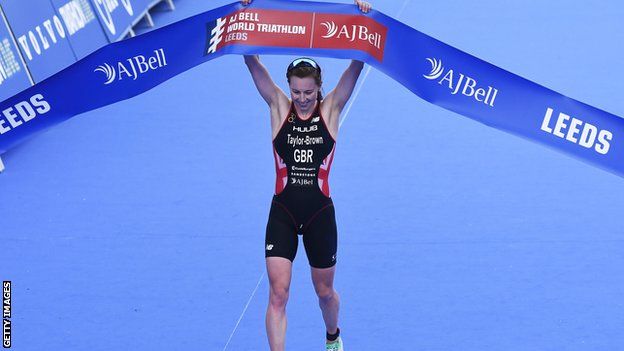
[
  {"xmin": 302, "ymin": 205, "xmax": 337, "ymax": 269},
  {"xmin": 266, "ymin": 256, "xmax": 294, "ymax": 291},
  {"xmin": 265, "ymin": 200, "xmax": 299, "ymax": 262}
]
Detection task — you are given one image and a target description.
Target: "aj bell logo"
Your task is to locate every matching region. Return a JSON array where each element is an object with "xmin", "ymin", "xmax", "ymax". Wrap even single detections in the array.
[
  {"xmin": 320, "ymin": 21, "xmax": 382, "ymax": 49},
  {"xmin": 423, "ymin": 57, "xmax": 499, "ymax": 107},
  {"xmin": 94, "ymin": 48, "xmax": 167, "ymax": 85}
]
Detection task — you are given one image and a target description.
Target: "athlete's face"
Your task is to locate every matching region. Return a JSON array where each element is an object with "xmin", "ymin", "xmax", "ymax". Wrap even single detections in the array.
[{"xmin": 289, "ymin": 76, "xmax": 319, "ymax": 114}]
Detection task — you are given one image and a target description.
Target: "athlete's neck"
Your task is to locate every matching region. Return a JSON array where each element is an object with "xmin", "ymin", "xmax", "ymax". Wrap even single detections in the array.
[{"xmin": 293, "ymin": 100, "xmax": 318, "ymax": 120}]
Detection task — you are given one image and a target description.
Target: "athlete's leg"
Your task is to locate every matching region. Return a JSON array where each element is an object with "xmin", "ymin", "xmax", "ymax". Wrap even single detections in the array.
[
  {"xmin": 303, "ymin": 204, "xmax": 340, "ymax": 337},
  {"xmin": 266, "ymin": 257, "xmax": 293, "ymax": 351},
  {"xmin": 311, "ymin": 265, "xmax": 340, "ymax": 337}
]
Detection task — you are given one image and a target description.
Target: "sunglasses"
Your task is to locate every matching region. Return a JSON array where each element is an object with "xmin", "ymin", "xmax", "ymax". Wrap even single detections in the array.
[{"xmin": 287, "ymin": 58, "xmax": 321, "ymax": 73}]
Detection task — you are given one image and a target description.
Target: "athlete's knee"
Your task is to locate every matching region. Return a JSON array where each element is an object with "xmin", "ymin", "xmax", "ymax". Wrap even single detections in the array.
[
  {"xmin": 315, "ymin": 286, "xmax": 336, "ymax": 303},
  {"xmin": 269, "ymin": 286, "xmax": 289, "ymax": 309}
]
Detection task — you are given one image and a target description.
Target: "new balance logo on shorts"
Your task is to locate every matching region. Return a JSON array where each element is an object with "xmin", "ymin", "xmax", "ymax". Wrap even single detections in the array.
[{"xmin": 266, "ymin": 244, "xmax": 274, "ymax": 251}]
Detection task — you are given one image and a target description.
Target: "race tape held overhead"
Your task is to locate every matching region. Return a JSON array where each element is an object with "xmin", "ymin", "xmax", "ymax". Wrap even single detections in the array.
[{"xmin": 1, "ymin": 0, "xmax": 623, "ymax": 176}]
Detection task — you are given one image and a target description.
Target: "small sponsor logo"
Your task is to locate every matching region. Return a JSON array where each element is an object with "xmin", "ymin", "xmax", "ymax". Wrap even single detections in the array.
[
  {"xmin": 290, "ymin": 177, "xmax": 314, "ymax": 186},
  {"xmin": 311, "ymin": 116, "xmax": 320, "ymax": 123},
  {"xmin": 423, "ymin": 57, "xmax": 499, "ymax": 107},
  {"xmin": 95, "ymin": 48, "xmax": 167, "ymax": 85},
  {"xmin": 266, "ymin": 244, "xmax": 273, "ymax": 251},
  {"xmin": 293, "ymin": 125, "xmax": 318, "ymax": 133}
]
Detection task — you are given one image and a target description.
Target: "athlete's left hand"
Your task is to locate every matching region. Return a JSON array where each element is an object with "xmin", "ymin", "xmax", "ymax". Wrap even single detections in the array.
[{"xmin": 355, "ymin": 0, "xmax": 372, "ymax": 13}]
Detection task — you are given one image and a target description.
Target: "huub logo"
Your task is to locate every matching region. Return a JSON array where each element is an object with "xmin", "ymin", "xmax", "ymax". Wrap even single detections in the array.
[
  {"xmin": 320, "ymin": 21, "xmax": 382, "ymax": 49},
  {"xmin": 424, "ymin": 57, "xmax": 499, "ymax": 107},
  {"xmin": 94, "ymin": 48, "xmax": 167, "ymax": 85},
  {"xmin": 293, "ymin": 125, "xmax": 318, "ymax": 133}
]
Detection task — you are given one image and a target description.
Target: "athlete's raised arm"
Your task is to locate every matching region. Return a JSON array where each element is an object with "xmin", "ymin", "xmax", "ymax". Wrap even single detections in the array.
[
  {"xmin": 324, "ymin": 60, "xmax": 364, "ymax": 113},
  {"xmin": 323, "ymin": 0, "xmax": 371, "ymax": 115},
  {"xmin": 240, "ymin": 2, "xmax": 286, "ymax": 106},
  {"xmin": 244, "ymin": 55, "xmax": 287, "ymax": 107}
]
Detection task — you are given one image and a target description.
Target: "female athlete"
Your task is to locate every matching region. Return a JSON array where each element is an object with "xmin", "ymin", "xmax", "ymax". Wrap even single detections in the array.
[{"xmin": 242, "ymin": 1, "xmax": 372, "ymax": 349}]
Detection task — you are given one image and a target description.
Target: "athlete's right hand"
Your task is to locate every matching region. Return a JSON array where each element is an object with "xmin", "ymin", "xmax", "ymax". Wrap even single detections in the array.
[
  {"xmin": 241, "ymin": 0, "xmax": 252, "ymax": 5},
  {"xmin": 355, "ymin": 0, "xmax": 372, "ymax": 13}
]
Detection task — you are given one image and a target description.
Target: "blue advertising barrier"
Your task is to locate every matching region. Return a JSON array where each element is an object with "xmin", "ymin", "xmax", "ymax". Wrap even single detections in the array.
[
  {"xmin": 0, "ymin": 0, "xmax": 77, "ymax": 82},
  {"xmin": 89, "ymin": 0, "xmax": 145, "ymax": 41},
  {"xmin": 0, "ymin": 0, "xmax": 623, "ymax": 178},
  {"xmin": 50, "ymin": 0, "xmax": 108, "ymax": 59},
  {"xmin": 130, "ymin": 0, "xmax": 162, "ymax": 31},
  {"xmin": 0, "ymin": 6, "xmax": 32, "ymax": 102}
]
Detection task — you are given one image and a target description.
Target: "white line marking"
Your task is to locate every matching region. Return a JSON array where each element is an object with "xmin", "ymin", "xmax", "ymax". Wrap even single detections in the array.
[
  {"xmin": 396, "ymin": 0, "xmax": 411, "ymax": 18},
  {"xmin": 338, "ymin": 0, "xmax": 412, "ymax": 129},
  {"xmin": 222, "ymin": 272, "xmax": 265, "ymax": 351}
]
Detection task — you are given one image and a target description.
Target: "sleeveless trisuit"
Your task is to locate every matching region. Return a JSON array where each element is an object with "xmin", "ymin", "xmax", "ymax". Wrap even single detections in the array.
[{"xmin": 265, "ymin": 102, "xmax": 338, "ymax": 268}]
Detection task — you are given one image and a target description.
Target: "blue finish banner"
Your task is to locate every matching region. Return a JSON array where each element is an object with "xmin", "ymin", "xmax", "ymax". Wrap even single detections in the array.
[
  {"xmin": 50, "ymin": 0, "xmax": 109, "ymax": 59},
  {"xmin": 0, "ymin": 0, "xmax": 77, "ymax": 82},
  {"xmin": 0, "ymin": 0, "xmax": 623, "ymax": 177},
  {"xmin": 89, "ymin": 0, "xmax": 141, "ymax": 42},
  {"xmin": 0, "ymin": 7, "xmax": 31, "ymax": 101}
]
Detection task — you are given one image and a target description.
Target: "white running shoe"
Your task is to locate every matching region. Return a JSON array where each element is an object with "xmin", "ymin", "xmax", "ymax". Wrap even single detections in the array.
[{"xmin": 326, "ymin": 336, "xmax": 343, "ymax": 351}]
